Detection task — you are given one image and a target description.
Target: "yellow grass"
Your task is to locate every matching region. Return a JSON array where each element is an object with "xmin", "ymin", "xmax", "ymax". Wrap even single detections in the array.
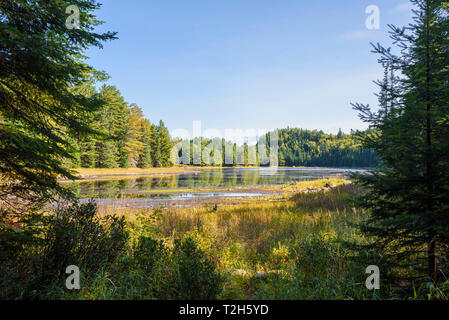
[
  {"xmin": 74, "ymin": 166, "xmax": 192, "ymax": 176},
  {"xmin": 73, "ymin": 166, "xmax": 338, "ymax": 178},
  {"xmin": 106, "ymin": 183, "xmax": 363, "ymax": 266}
]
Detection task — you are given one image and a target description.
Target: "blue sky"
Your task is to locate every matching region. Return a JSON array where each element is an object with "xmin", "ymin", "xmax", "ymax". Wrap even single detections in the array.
[{"xmin": 86, "ymin": 0, "xmax": 415, "ymax": 137}]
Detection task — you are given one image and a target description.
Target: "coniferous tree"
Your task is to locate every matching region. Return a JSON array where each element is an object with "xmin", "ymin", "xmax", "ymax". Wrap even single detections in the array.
[
  {"xmin": 352, "ymin": 0, "xmax": 449, "ymax": 281},
  {"xmin": 123, "ymin": 103, "xmax": 144, "ymax": 167},
  {"xmin": 96, "ymin": 140, "xmax": 118, "ymax": 168},
  {"xmin": 99, "ymin": 85, "xmax": 127, "ymax": 167},
  {"xmin": 151, "ymin": 123, "xmax": 162, "ymax": 168},
  {"xmin": 0, "ymin": 0, "xmax": 116, "ymax": 214},
  {"xmin": 80, "ymin": 137, "xmax": 97, "ymax": 168},
  {"xmin": 157, "ymin": 120, "xmax": 173, "ymax": 167},
  {"xmin": 138, "ymin": 119, "xmax": 153, "ymax": 168},
  {"xmin": 266, "ymin": 128, "xmax": 376, "ymax": 167}
]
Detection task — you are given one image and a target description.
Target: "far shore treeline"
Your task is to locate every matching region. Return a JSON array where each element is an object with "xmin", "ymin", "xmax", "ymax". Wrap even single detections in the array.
[{"xmin": 71, "ymin": 84, "xmax": 377, "ymax": 169}]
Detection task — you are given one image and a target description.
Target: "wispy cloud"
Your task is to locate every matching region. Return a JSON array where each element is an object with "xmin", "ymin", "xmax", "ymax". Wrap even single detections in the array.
[
  {"xmin": 339, "ymin": 30, "xmax": 377, "ymax": 41},
  {"xmin": 389, "ymin": 2, "xmax": 414, "ymax": 14}
]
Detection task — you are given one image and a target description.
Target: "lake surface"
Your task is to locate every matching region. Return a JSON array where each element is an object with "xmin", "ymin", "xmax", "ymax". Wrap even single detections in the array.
[{"xmin": 71, "ymin": 168, "xmax": 364, "ymax": 201}]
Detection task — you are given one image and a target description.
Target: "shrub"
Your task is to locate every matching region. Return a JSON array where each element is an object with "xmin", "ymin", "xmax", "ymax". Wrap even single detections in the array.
[
  {"xmin": 171, "ymin": 237, "xmax": 223, "ymax": 299},
  {"xmin": 133, "ymin": 236, "xmax": 166, "ymax": 273},
  {"xmin": 0, "ymin": 201, "xmax": 128, "ymax": 299}
]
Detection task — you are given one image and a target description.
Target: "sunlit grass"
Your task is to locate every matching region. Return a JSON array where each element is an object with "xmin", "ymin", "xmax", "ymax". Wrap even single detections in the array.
[
  {"xmin": 72, "ymin": 166, "xmax": 194, "ymax": 177},
  {"xmin": 100, "ymin": 181, "xmax": 377, "ymax": 299}
]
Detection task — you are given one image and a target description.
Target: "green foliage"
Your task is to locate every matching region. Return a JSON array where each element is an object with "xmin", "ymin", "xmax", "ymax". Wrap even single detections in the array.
[
  {"xmin": 171, "ymin": 237, "xmax": 223, "ymax": 299},
  {"xmin": 252, "ymin": 237, "xmax": 379, "ymax": 300},
  {"xmin": 133, "ymin": 237, "xmax": 166, "ymax": 273},
  {"xmin": 0, "ymin": 0, "xmax": 116, "ymax": 214},
  {"xmin": 73, "ymin": 86, "xmax": 172, "ymax": 169},
  {"xmin": 6, "ymin": 181, "xmax": 449, "ymax": 300},
  {"xmin": 151, "ymin": 120, "xmax": 173, "ymax": 167},
  {"xmin": 179, "ymin": 129, "xmax": 377, "ymax": 167},
  {"xmin": 137, "ymin": 119, "xmax": 153, "ymax": 168},
  {"xmin": 123, "ymin": 104, "xmax": 145, "ymax": 167},
  {"xmin": 275, "ymin": 128, "xmax": 377, "ymax": 167},
  {"xmin": 0, "ymin": 202, "xmax": 223, "ymax": 300},
  {"xmin": 96, "ymin": 139, "xmax": 119, "ymax": 168},
  {"xmin": 42, "ymin": 201, "xmax": 128, "ymax": 276},
  {"xmin": 352, "ymin": 0, "xmax": 449, "ymax": 282},
  {"xmin": 0, "ymin": 201, "xmax": 128, "ymax": 299}
]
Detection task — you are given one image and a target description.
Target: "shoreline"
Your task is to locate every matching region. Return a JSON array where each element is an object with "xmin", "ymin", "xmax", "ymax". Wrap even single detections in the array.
[
  {"xmin": 61, "ymin": 166, "xmax": 201, "ymax": 182},
  {"xmin": 78, "ymin": 178, "xmax": 348, "ymax": 211},
  {"xmin": 65, "ymin": 166, "xmax": 365, "ymax": 182}
]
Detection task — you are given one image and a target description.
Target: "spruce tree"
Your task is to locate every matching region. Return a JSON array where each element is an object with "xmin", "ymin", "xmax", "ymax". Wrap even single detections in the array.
[
  {"xmin": 151, "ymin": 123, "xmax": 162, "ymax": 168},
  {"xmin": 0, "ymin": 0, "xmax": 116, "ymax": 215},
  {"xmin": 123, "ymin": 103, "xmax": 144, "ymax": 167},
  {"xmin": 352, "ymin": 0, "xmax": 449, "ymax": 281},
  {"xmin": 96, "ymin": 139, "xmax": 118, "ymax": 168},
  {"xmin": 98, "ymin": 85, "xmax": 127, "ymax": 167},
  {"xmin": 137, "ymin": 119, "xmax": 153, "ymax": 168},
  {"xmin": 157, "ymin": 120, "xmax": 173, "ymax": 167}
]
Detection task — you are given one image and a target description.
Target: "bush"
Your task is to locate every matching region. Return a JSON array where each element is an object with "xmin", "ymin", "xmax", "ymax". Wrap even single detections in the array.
[
  {"xmin": 251, "ymin": 236, "xmax": 382, "ymax": 300},
  {"xmin": 0, "ymin": 202, "xmax": 223, "ymax": 300},
  {"xmin": 0, "ymin": 201, "xmax": 128, "ymax": 299},
  {"xmin": 70, "ymin": 236, "xmax": 223, "ymax": 300},
  {"xmin": 170, "ymin": 237, "xmax": 223, "ymax": 299},
  {"xmin": 133, "ymin": 236, "xmax": 166, "ymax": 273},
  {"xmin": 42, "ymin": 201, "xmax": 128, "ymax": 277}
]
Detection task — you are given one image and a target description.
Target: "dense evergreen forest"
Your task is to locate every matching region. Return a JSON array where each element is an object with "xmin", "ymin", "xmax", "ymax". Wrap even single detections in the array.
[
  {"xmin": 276, "ymin": 128, "xmax": 377, "ymax": 167},
  {"xmin": 68, "ymin": 84, "xmax": 173, "ymax": 169},
  {"xmin": 173, "ymin": 129, "xmax": 377, "ymax": 168},
  {"xmin": 70, "ymin": 84, "xmax": 377, "ymax": 169}
]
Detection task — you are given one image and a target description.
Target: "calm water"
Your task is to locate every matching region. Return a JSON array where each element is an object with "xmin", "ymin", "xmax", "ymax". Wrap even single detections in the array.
[{"xmin": 71, "ymin": 168, "xmax": 364, "ymax": 199}]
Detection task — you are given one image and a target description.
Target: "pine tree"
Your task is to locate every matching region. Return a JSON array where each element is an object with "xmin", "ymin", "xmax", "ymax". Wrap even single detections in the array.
[
  {"xmin": 137, "ymin": 119, "xmax": 153, "ymax": 168},
  {"xmin": 68, "ymin": 82, "xmax": 99, "ymax": 168},
  {"xmin": 96, "ymin": 139, "xmax": 118, "ymax": 168},
  {"xmin": 80, "ymin": 137, "xmax": 97, "ymax": 168},
  {"xmin": 151, "ymin": 123, "xmax": 162, "ymax": 168},
  {"xmin": 157, "ymin": 120, "xmax": 173, "ymax": 167},
  {"xmin": 123, "ymin": 103, "xmax": 144, "ymax": 167},
  {"xmin": 99, "ymin": 85, "xmax": 127, "ymax": 167},
  {"xmin": 352, "ymin": 0, "xmax": 449, "ymax": 281},
  {"xmin": 100, "ymin": 86, "xmax": 127, "ymax": 140},
  {"xmin": 0, "ymin": 0, "xmax": 116, "ymax": 215}
]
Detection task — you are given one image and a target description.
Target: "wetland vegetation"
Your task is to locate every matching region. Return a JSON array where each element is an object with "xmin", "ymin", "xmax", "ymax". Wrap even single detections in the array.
[{"xmin": 2, "ymin": 0, "xmax": 449, "ymax": 301}]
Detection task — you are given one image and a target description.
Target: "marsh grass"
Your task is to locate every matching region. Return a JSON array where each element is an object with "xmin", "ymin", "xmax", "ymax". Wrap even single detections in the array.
[
  {"xmin": 98, "ymin": 181, "xmax": 383, "ymax": 299},
  {"xmin": 5, "ymin": 179, "xmax": 442, "ymax": 299},
  {"xmin": 74, "ymin": 167, "xmax": 191, "ymax": 176}
]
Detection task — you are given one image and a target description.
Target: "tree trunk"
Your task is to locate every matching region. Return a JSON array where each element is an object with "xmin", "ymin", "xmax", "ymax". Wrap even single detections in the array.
[
  {"xmin": 424, "ymin": 0, "xmax": 435, "ymax": 281},
  {"xmin": 428, "ymin": 239, "xmax": 436, "ymax": 280}
]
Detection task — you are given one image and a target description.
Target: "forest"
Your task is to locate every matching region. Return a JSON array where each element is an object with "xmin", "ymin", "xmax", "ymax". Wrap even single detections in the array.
[
  {"xmin": 69, "ymin": 84, "xmax": 173, "ymax": 169},
  {"xmin": 171, "ymin": 129, "xmax": 376, "ymax": 167},
  {"xmin": 276, "ymin": 128, "xmax": 376, "ymax": 167},
  {"xmin": 70, "ymin": 85, "xmax": 377, "ymax": 169}
]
